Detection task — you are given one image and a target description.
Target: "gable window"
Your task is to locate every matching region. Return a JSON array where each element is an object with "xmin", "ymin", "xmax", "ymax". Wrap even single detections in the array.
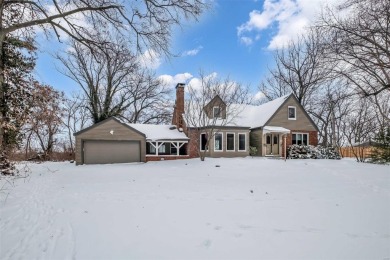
[
  {"xmin": 292, "ymin": 133, "xmax": 309, "ymax": 145},
  {"xmin": 214, "ymin": 133, "xmax": 223, "ymax": 151},
  {"xmin": 238, "ymin": 133, "xmax": 246, "ymax": 151},
  {"xmin": 213, "ymin": 106, "xmax": 221, "ymax": 118},
  {"xmin": 200, "ymin": 133, "xmax": 208, "ymax": 151},
  {"xmin": 226, "ymin": 133, "xmax": 235, "ymax": 151},
  {"xmin": 288, "ymin": 106, "xmax": 296, "ymax": 120}
]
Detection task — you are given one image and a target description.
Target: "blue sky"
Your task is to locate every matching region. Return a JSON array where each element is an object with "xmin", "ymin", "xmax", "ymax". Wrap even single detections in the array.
[{"xmin": 35, "ymin": 0, "xmax": 337, "ymax": 96}]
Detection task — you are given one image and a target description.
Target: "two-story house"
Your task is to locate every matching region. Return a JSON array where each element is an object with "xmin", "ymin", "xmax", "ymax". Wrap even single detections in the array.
[{"xmin": 172, "ymin": 83, "xmax": 318, "ymax": 158}]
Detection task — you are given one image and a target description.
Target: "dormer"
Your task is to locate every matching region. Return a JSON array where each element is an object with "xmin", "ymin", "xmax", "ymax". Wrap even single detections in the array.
[{"xmin": 204, "ymin": 95, "xmax": 227, "ymax": 119}]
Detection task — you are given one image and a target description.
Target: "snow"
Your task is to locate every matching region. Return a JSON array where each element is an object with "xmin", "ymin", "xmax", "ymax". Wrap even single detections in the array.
[
  {"xmin": 184, "ymin": 94, "xmax": 290, "ymax": 128},
  {"xmin": 233, "ymin": 94, "xmax": 289, "ymax": 128},
  {"xmin": 1, "ymin": 158, "xmax": 389, "ymax": 259},
  {"xmin": 127, "ymin": 123, "xmax": 189, "ymax": 141},
  {"xmin": 263, "ymin": 126, "xmax": 291, "ymax": 133}
]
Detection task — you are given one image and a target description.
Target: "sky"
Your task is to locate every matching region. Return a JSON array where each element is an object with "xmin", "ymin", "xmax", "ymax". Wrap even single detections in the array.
[{"xmin": 34, "ymin": 0, "xmax": 339, "ymax": 97}]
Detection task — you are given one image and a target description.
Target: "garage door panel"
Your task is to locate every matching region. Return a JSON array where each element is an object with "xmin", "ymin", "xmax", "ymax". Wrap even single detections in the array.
[{"xmin": 84, "ymin": 140, "xmax": 140, "ymax": 164}]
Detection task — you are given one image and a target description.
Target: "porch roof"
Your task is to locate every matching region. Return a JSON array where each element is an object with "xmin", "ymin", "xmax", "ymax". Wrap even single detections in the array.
[
  {"xmin": 126, "ymin": 123, "xmax": 189, "ymax": 142},
  {"xmin": 263, "ymin": 126, "xmax": 290, "ymax": 134}
]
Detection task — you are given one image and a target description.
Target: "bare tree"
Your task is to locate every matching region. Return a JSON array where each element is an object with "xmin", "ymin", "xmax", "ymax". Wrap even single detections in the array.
[
  {"xmin": 0, "ymin": 0, "xmax": 208, "ymax": 168},
  {"xmin": 318, "ymin": 0, "xmax": 390, "ymax": 109},
  {"xmin": 24, "ymin": 83, "xmax": 65, "ymax": 158},
  {"xmin": 184, "ymin": 72, "xmax": 251, "ymax": 161},
  {"xmin": 58, "ymin": 38, "xmax": 138, "ymax": 123},
  {"xmin": 261, "ymin": 29, "xmax": 333, "ymax": 109},
  {"xmin": 59, "ymin": 38, "xmax": 172, "ymax": 124},
  {"xmin": 63, "ymin": 92, "xmax": 90, "ymax": 155},
  {"xmin": 341, "ymin": 98, "xmax": 378, "ymax": 162},
  {"xmin": 121, "ymin": 69, "xmax": 172, "ymax": 124},
  {"xmin": 310, "ymin": 81, "xmax": 353, "ymax": 148}
]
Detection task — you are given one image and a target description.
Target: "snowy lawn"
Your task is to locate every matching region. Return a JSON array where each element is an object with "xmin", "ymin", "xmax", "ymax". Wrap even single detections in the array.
[{"xmin": 0, "ymin": 158, "xmax": 389, "ymax": 260}]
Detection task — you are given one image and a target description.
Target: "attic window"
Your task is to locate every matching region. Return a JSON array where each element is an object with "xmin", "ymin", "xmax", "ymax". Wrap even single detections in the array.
[
  {"xmin": 213, "ymin": 106, "xmax": 221, "ymax": 118},
  {"xmin": 288, "ymin": 106, "xmax": 296, "ymax": 120}
]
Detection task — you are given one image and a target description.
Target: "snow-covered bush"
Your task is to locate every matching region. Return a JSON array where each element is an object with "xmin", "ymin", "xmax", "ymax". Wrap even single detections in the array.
[
  {"xmin": 287, "ymin": 145, "xmax": 341, "ymax": 159},
  {"xmin": 249, "ymin": 146, "xmax": 258, "ymax": 156}
]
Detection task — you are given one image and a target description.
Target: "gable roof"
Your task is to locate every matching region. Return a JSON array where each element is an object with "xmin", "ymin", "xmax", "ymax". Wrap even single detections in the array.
[
  {"xmin": 264, "ymin": 94, "xmax": 319, "ymax": 131},
  {"xmin": 73, "ymin": 117, "xmax": 146, "ymax": 137},
  {"xmin": 184, "ymin": 93, "xmax": 319, "ymax": 131},
  {"xmin": 74, "ymin": 117, "xmax": 189, "ymax": 141}
]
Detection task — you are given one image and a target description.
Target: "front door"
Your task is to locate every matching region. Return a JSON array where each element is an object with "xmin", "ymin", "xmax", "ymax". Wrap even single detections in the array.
[{"xmin": 265, "ymin": 134, "xmax": 279, "ymax": 156}]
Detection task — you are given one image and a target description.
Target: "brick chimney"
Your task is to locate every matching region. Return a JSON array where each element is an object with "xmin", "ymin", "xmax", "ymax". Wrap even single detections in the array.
[{"xmin": 172, "ymin": 83, "xmax": 185, "ymax": 129}]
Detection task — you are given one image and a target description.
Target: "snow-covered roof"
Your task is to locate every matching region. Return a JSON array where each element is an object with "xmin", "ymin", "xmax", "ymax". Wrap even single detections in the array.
[
  {"xmin": 234, "ymin": 95, "xmax": 290, "ymax": 128},
  {"xmin": 127, "ymin": 123, "xmax": 189, "ymax": 141},
  {"xmin": 184, "ymin": 94, "xmax": 290, "ymax": 129},
  {"xmin": 263, "ymin": 126, "xmax": 290, "ymax": 134}
]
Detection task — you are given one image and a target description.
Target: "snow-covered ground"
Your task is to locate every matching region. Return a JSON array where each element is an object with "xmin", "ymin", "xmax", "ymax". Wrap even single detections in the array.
[{"xmin": 0, "ymin": 158, "xmax": 389, "ymax": 260}]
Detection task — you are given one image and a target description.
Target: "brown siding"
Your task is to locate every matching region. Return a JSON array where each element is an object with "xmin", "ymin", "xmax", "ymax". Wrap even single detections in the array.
[
  {"xmin": 266, "ymin": 96, "xmax": 317, "ymax": 131},
  {"xmin": 204, "ymin": 96, "xmax": 227, "ymax": 119},
  {"xmin": 250, "ymin": 129, "xmax": 263, "ymax": 156},
  {"xmin": 75, "ymin": 119, "xmax": 146, "ymax": 165}
]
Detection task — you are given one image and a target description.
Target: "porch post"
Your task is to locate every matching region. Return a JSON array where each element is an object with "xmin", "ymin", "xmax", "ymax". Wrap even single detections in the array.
[
  {"xmin": 177, "ymin": 142, "xmax": 179, "ymax": 156},
  {"xmin": 156, "ymin": 142, "xmax": 159, "ymax": 156},
  {"xmin": 284, "ymin": 135, "xmax": 287, "ymax": 161}
]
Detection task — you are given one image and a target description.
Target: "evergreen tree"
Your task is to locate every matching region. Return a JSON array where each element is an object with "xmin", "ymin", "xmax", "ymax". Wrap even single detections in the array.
[
  {"xmin": 0, "ymin": 34, "xmax": 36, "ymax": 174},
  {"xmin": 370, "ymin": 127, "xmax": 390, "ymax": 164}
]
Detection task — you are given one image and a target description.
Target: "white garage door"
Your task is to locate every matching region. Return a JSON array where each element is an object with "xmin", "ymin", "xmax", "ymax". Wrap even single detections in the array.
[{"xmin": 83, "ymin": 140, "xmax": 141, "ymax": 164}]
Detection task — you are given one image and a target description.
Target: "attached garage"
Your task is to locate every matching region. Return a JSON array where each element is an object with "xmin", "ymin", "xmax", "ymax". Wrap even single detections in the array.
[
  {"xmin": 83, "ymin": 140, "xmax": 141, "ymax": 164},
  {"xmin": 74, "ymin": 118, "xmax": 146, "ymax": 165}
]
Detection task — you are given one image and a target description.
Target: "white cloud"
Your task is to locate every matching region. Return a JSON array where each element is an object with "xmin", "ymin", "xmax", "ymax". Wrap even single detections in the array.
[
  {"xmin": 254, "ymin": 91, "xmax": 265, "ymax": 101},
  {"xmin": 187, "ymin": 72, "xmax": 218, "ymax": 92},
  {"xmin": 237, "ymin": 0, "xmax": 340, "ymax": 50},
  {"xmin": 138, "ymin": 49, "xmax": 161, "ymax": 70},
  {"xmin": 240, "ymin": 36, "xmax": 254, "ymax": 46},
  {"xmin": 158, "ymin": 73, "xmax": 194, "ymax": 88},
  {"xmin": 182, "ymin": 46, "xmax": 203, "ymax": 57}
]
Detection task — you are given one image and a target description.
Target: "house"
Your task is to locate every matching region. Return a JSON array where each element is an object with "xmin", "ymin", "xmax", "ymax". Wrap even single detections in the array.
[
  {"xmin": 74, "ymin": 118, "xmax": 189, "ymax": 165},
  {"xmin": 172, "ymin": 83, "xmax": 319, "ymax": 158},
  {"xmin": 74, "ymin": 83, "xmax": 318, "ymax": 165}
]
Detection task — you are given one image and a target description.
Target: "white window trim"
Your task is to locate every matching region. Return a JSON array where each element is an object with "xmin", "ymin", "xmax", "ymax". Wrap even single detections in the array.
[
  {"xmin": 292, "ymin": 132, "xmax": 309, "ymax": 145},
  {"xmin": 226, "ymin": 132, "xmax": 235, "ymax": 151},
  {"xmin": 288, "ymin": 106, "xmax": 296, "ymax": 120},
  {"xmin": 238, "ymin": 133, "xmax": 247, "ymax": 152},
  {"xmin": 213, "ymin": 106, "xmax": 221, "ymax": 119},
  {"xmin": 200, "ymin": 133, "xmax": 208, "ymax": 151},
  {"xmin": 214, "ymin": 132, "xmax": 223, "ymax": 152}
]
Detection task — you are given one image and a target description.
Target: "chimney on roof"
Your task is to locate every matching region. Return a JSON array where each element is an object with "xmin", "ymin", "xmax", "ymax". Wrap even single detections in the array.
[{"xmin": 172, "ymin": 83, "xmax": 185, "ymax": 129}]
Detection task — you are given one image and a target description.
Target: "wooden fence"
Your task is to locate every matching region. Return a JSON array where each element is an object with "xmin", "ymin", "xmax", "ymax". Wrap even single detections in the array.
[{"xmin": 339, "ymin": 146, "xmax": 375, "ymax": 158}]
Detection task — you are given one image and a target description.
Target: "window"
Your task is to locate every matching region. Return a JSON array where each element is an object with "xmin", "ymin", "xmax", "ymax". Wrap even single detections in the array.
[
  {"xmin": 146, "ymin": 142, "xmax": 156, "ymax": 154},
  {"xmin": 273, "ymin": 135, "xmax": 278, "ymax": 144},
  {"xmin": 214, "ymin": 133, "xmax": 223, "ymax": 151},
  {"xmin": 266, "ymin": 135, "xmax": 271, "ymax": 144},
  {"xmin": 226, "ymin": 133, "xmax": 235, "ymax": 151},
  {"xmin": 288, "ymin": 106, "xmax": 296, "ymax": 120},
  {"xmin": 292, "ymin": 133, "xmax": 309, "ymax": 145},
  {"xmin": 200, "ymin": 133, "xmax": 208, "ymax": 151},
  {"xmin": 147, "ymin": 142, "xmax": 169, "ymax": 155},
  {"xmin": 213, "ymin": 106, "xmax": 221, "ymax": 118},
  {"xmin": 238, "ymin": 133, "xmax": 246, "ymax": 151}
]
